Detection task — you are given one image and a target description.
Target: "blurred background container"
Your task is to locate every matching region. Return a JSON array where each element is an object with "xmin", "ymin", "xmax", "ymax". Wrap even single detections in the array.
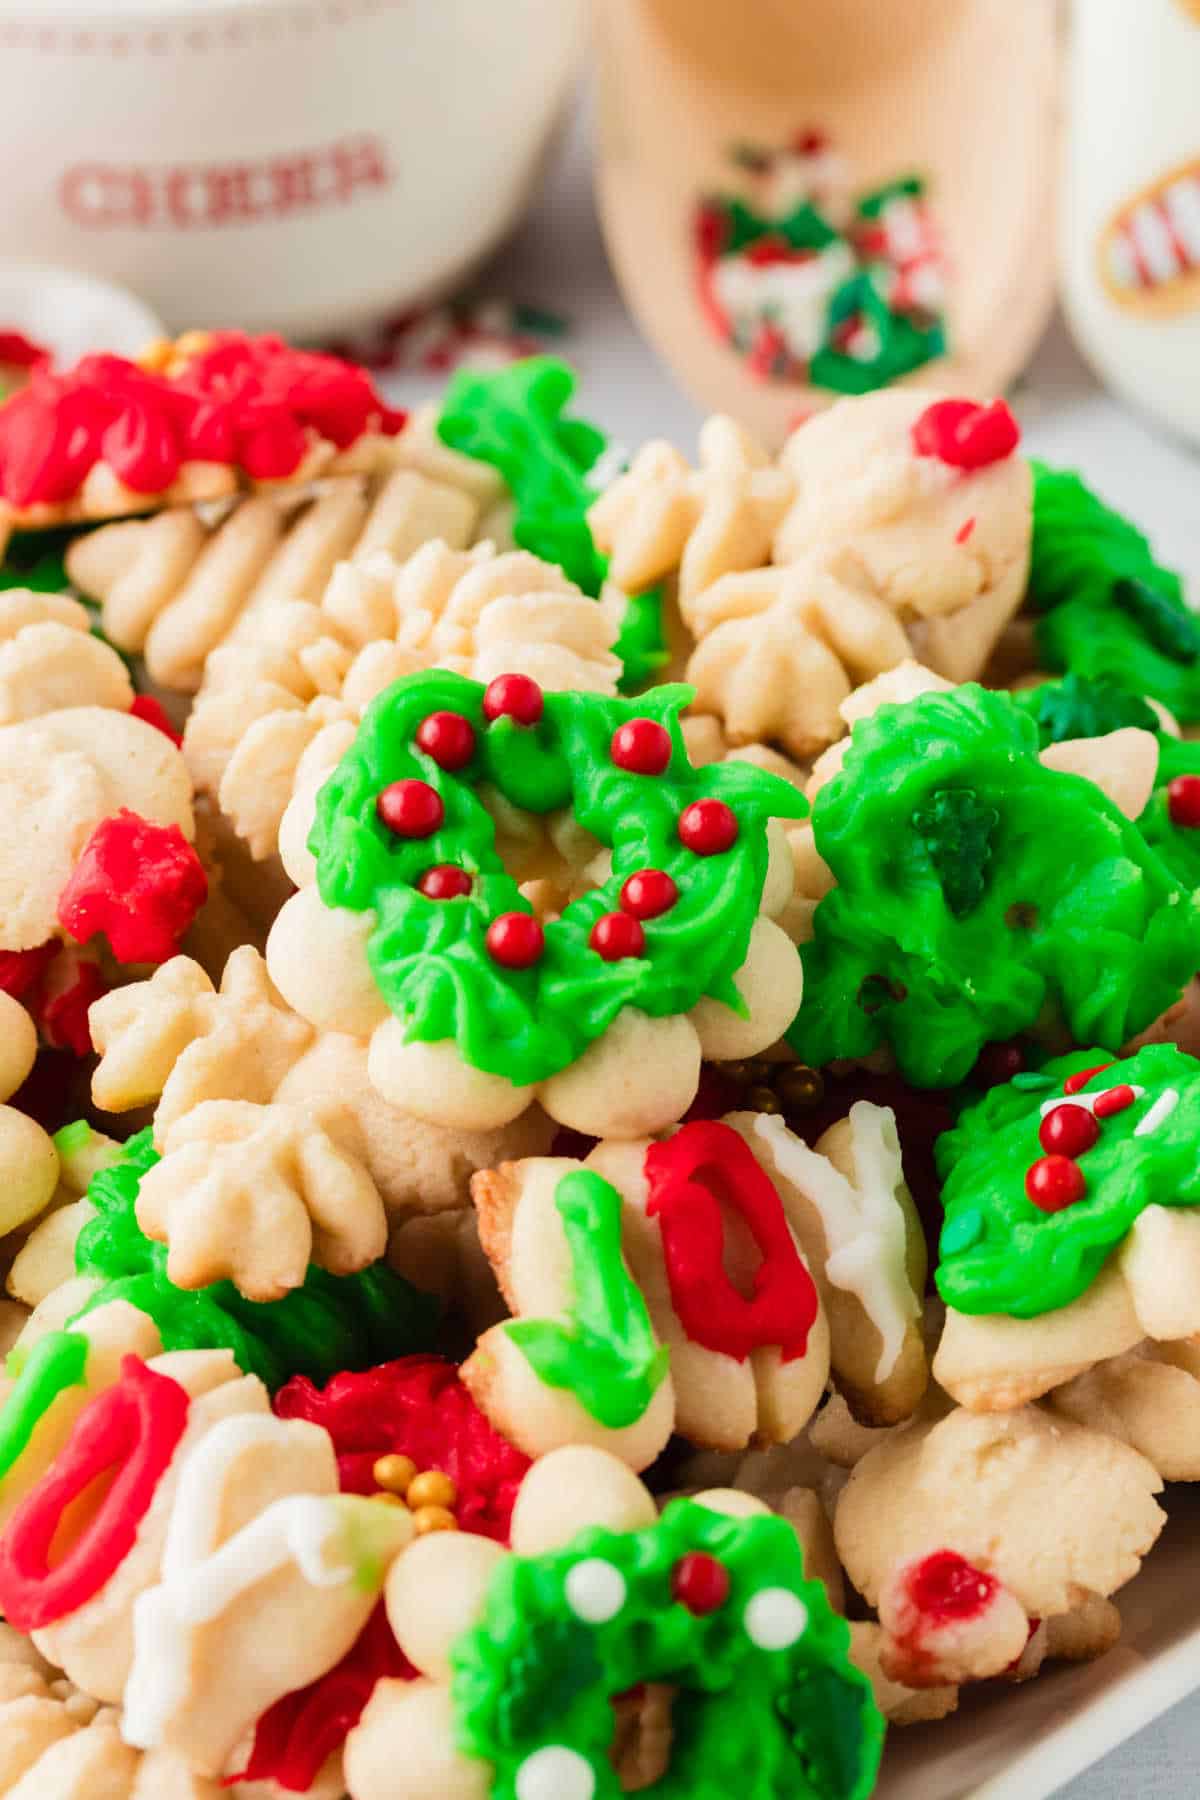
[{"xmin": 0, "ymin": 0, "xmax": 584, "ymax": 338}]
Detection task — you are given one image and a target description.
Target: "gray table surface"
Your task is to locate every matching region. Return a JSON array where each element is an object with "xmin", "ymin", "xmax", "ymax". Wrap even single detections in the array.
[{"xmin": 387, "ymin": 96, "xmax": 1200, "ymax": 1799}]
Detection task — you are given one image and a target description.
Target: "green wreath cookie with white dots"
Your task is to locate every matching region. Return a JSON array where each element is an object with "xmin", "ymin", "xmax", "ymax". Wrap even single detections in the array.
[
  {"xmin": 346, "ymin": 1466, "xmax": 884, "ymax": 1800},
  {"xmin": 266, "ymin": 669, "xmax": 806, "ymax": 1139}
]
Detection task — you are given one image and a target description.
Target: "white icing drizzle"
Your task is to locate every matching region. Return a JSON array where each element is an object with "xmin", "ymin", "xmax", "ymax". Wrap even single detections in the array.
[
  {"xmin": 1039, "ymin": 1085, "xmax": 1145, "ymax": 1119},
  {"xmin": 752, "ymin": 1104, "xmax": 917, "ymax": 1382},
  {"xmin": 1135, "ymin": 1088, "xmax": 1180, "ymax": 1136}
]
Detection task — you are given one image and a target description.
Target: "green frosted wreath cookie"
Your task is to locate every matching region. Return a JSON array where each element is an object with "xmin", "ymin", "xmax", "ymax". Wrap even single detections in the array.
[
  {"xmin": 933, "ymin": 1045, "xmax": 1200, "ymax": 1410},
  {"xmin": 1028, "ymin": 464, "xmax": 1200, "ymax": 721},
  {"xmin": 787, "ymin": 684, "xmax": 1200, "ymax": 1088},
  {"xmin": 451, "ymin": 1499, "xmax": 881, "ymax": 1800},
  {"xmin": 267, "ymin": 669, "xmax": 806, "ymax": 1139}
]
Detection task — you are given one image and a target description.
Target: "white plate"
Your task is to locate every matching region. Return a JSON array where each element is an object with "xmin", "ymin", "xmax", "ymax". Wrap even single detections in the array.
[{"xmin": 877, "ymin": 1487, "xmax": 1200, "ymax": 1799}]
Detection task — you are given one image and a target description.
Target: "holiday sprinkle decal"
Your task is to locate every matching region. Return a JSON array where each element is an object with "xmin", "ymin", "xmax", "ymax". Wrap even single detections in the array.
[{"xmin": 693, "ymin": 128, "xmax": 949, "ymax": 394}]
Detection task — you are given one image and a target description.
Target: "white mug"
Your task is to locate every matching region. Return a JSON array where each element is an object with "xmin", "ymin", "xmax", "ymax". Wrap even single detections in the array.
[
  {"xmin": 0, "ymin": 0, "xmax": 584, "ymax": 338},
  {"xmin": 1062, "ymin": 0, "xmax": 1200, "ymax": 444}
]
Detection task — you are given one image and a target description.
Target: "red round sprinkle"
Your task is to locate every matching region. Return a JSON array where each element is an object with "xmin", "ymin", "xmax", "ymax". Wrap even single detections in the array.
[
  {"xmin": 1093, "ymin": 1084, "xmax": 1137, "ymax": 1120},
  {"xmin": 377, "ymin": 779, "xmax": 443, "ymax": 839},
  {"xmin": 911, "ymin": 398, "xmax": 1020, "ymax": 470},
  {"xmin": 611, "ymin": 718, "xmax": 672, "ymax": 775},
  {"xmin": 1025, "ymin": 1155, "xmax": 1087, "ymax": 1212},
  {"xmin": 620, "ymin": 869, "xmax": 679, "ymax": 920},
  {"xmin": 589, "ymin": 912, "xmax": 646, "ymax": 961},
  {"xmin": 1039, "ymin": 1104, "xmax": 1100, "ymax": 1158},
  {"xmin": 1063, "ymin": 1062, "xmax": 1114, "ymax": 1095},
  {"xmin": 972, "ymin": 1040, "xmax": 1025, "ymax": 1089},
  {"xmin": 417, "ymin": 865, "xmax": 472, "ymax": 900},
  {"xmin": 671, "ymin": 1551, "xmax": 730, "ymax": 1616},
  {"xmin": 414, "ymin": 710, "xmax": 476, "ymax": 771},
  {"xmin": 485, "ymin": 912, "xmax": 544, "ymax": 969},
  {"xmin": 1168, "ymin": 775, "xmax": 1200, "ymax": 828},
  {"xmin": 678, "ymin": 798, "xmax": 738, "ymax": 855},
  {"xmin": 482, "ymin": 673, "xmax": 543, "ymax": 727}
]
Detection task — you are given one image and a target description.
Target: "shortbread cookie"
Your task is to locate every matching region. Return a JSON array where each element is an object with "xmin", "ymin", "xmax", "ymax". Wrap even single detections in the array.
[
  {"xmin": 266, "ymin": 670, "xmax": 804, "ymax": 1138},
  {"xmin": 934, "ymin": 1044, "xmax": 1200, "ymax": 1409},
  {"xmin": 588, "ymin": 414, "xmax": 793, "ymax": 615},
  {"xmin": 834, "ymin": 1404, "xmax": 1165, "ymax": 1631},
  {"xmin": 0, "ymin": 594, "xmax": 208, "ymax": 1053},
  {"xmin": 731, "ymin": 1103, "xmax": 929, "ymax": 1424},
  {"xmin": 847, "ymin": 1622, "xmax": 959, "ymax": 1725},
  {"xmin": 0, "ymin": 996, "xmax": 59, "ymax": 1246},
  {"xmin": 0, "ymin": 332, "xmax": 406, "ymax": 548},
  {"xmin": 465, "ymin": 1124, "xmax": 831, "ymax": 1461},
  {"xmin": 773, "ymin": 391, "xmax": 1031, "ymax": 683},
  {"xmin": 345, "ymin": 1450, "xmax": 883, "ymax": 1800},
  {"xmin": 64, "ymin": 422, "xmax": 504, "ymax": 696},
  {"xmin": 1050, "ymin": 1338, "xmax": 1200, "ymax": 1481},
  {"xmin": 789, "ymin": 682, "xmax": 1198, "ymax": 1087},
  {"xmin": 122, "ymin": 1412, "xmax": 413, "ymax": 1776},
  {"xmin": 0, "ymin": 1350, "xmax": 268, "ymax": 1700},
  {"xmin": 182, "ymin": 539, "xmax": 623, "ymax": 861},
  {"xmin": 87, "ymin": 949, "xmax": 555, "ymax": 1219},
  {"xmin": 239, "ymin": 1355, "xmax": 529, "ymax": 1791},
  {"xmin": 13, "ymin": 1126, "xmax": 439, "ymax": 1397}
]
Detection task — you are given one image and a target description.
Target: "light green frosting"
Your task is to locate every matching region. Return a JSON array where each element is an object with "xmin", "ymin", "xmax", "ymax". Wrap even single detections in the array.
[{"xmin": 505, "ymin": 1170, "xmax": 668, "ymax": 1428}]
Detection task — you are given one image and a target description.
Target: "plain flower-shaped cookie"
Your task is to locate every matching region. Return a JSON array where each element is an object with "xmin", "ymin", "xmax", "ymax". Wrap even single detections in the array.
[
  {"xmin": 135, "ymin": 1100, "xmax": 388, "ymax": 1300},
  {"xmin": 684, "ymin": 551, "xmax": 913, "ymax": 758},
  {"xmin": 588, "ymin": 414, "xmax": 792, "ymax": 614},
  {"xmin": 89, "ymin": 947, "xmax": 313, "ymax": 1126}
]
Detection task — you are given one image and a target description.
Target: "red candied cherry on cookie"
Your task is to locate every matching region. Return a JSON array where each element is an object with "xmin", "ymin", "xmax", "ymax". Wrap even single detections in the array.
[
  {"xmin": 678, "ymin": 798, "xmax": 738, "ymax": 855},
  {"xmin": 55, "ymin": 810, "xmax": 208, "ymax": 967},
  {"xmin": 415, "ymin": 710, "xmax": 476, "ymax": 771},
  {"xmin": 1167, "ymin": 775, "xmax": 1200, "ymax": 828},
  {"xmin": 1039, "ymin": 1104, "xmax": 1099, "ymax": 1158},
  {"xmin": 483, "ymin": 673, "xmax": 543, "ymax": 726},
  {"xmin": 671, "ymin": 1552, "xmax": 730, "ymax": 1615},
  {"xmin": 911, "ymin": 398, "xmax": 1020, "ymax": 470},
  {"xmin": 1025, "ymin": 1154, "xmax": 1087, "ymax": 1212},
  {"xmin": 620, "ymin": 869, "xmax": 678, "ymax": 920},
  {"xmin": 417, "ymin": 865, "xmax": 472, "ymax": 900},
  {"xmin": 589, "ymin": 912, "xmax": 646, "ymax": 961},
  {"xmin": 611, "ymin": 718, "xmax": 672, "ymax": 775},
  {"xmin": 486, "ymin": 912, "xmax": 544, "ymax": 969},
  {"xmin": 377, "ymin": 779, "xmax": 444, "ymax": 839}
]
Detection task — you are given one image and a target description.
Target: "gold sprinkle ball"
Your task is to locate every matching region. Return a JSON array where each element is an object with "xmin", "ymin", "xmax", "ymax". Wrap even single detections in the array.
[
  {"xmin": 373, "ymin": 1453, "xmax": 418, "ymax": 1496},
  {"xmin": 407, "ymin": 1469, "xmax": 457, "ymax": 1511},
  {"xmin": 413, "ymin": 1505, "xmax": 458, "ymax": 1536}
]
